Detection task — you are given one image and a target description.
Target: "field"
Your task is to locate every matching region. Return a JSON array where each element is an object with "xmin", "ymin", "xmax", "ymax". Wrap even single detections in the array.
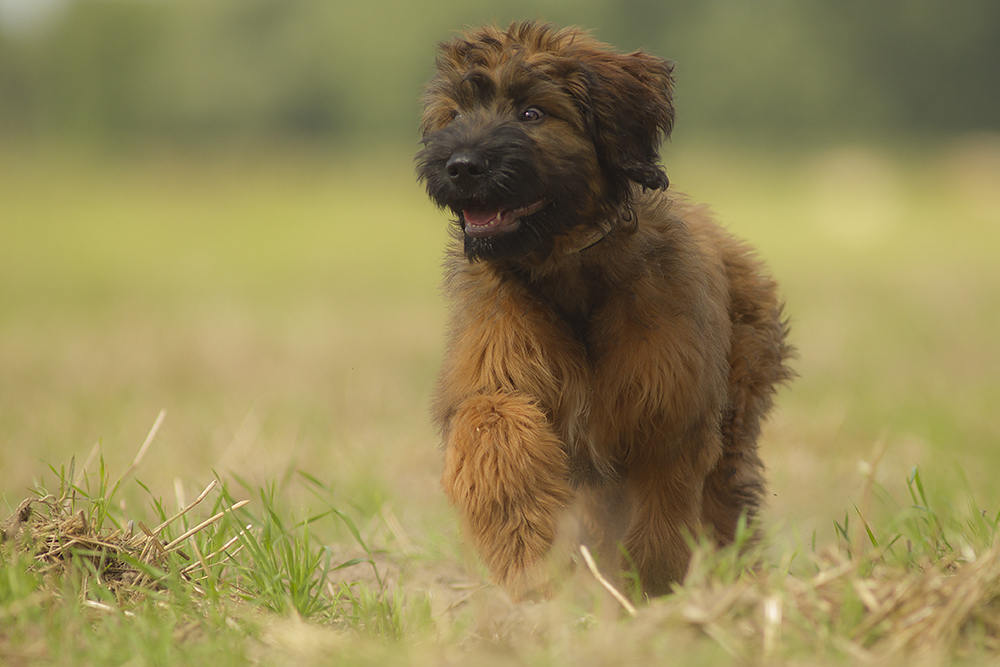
[{"xmin": 2, "ymin": 137, "xmax": 1000, "ymax": 664}]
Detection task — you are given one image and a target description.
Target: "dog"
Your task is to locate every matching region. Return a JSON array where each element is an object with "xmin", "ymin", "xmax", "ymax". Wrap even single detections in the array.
[{"xmin": 416, "ymin": 22, "xmax": 792, "ymax": 600}]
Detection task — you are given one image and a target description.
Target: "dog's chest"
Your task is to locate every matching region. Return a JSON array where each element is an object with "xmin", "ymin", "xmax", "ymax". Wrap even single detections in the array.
[{"xmin": 550, "ymin": 299, "xmax": 661, "ymax": 467}]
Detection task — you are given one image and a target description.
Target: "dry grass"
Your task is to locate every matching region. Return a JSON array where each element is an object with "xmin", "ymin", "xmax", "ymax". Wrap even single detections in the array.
[
  {"xmin": 0, "ymin": 485, "xmax": 246, "ymax": 603},
  {"xmin": 1, "ymin": 412, "xmax": 247, "ymax": 609},
  {"xmin": 1, "ymin": 413, "xmax": 238, "ymax": 607}
]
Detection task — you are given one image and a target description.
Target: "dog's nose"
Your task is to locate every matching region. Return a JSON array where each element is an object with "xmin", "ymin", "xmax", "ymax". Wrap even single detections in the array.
[{"xmin": 446, "ymin": 151, "xmax": 488, "ymax": 183}]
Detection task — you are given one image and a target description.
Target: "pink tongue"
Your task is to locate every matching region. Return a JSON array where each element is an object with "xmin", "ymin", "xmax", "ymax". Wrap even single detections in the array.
[{"xmin": 463, "ymin": 209, "xmax": 502, "ymax": 227}]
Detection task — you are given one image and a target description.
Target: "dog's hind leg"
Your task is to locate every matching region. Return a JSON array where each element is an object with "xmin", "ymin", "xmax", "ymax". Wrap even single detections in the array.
[{"xmin": 441, "ymin": 392, "xmax": 574, "ymax": 601}]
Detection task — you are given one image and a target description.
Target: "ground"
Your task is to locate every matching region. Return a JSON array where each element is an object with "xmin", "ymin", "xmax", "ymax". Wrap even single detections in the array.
[{"xmin": 1, "ymin": 137, "xmax": 999, "ymax": 663}]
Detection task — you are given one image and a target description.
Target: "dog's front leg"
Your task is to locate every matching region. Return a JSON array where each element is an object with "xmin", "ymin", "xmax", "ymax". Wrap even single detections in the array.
[
  {"xmin": 622, "ymin": 457, "xmax": 705, "ymax": 597},
  {"xmin": 442, "ymin": 391, "xmax": 574, "ymax": 601}
]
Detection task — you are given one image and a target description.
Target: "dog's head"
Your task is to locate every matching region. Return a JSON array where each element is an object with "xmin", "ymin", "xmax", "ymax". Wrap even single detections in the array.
[{"xmin": 416, "ymin": 22, "xmax": 675, "ymax": 263}]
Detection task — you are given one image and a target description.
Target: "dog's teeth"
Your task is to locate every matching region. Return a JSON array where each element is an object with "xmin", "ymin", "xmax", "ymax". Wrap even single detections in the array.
[{"xmin": 463, "ymin": 209, "xmax": 501, "ymax": 226}]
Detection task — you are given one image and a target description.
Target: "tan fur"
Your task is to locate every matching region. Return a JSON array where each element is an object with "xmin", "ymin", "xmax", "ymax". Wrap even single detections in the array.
[{"xmin": 420, "ymin": 23, "xmax": 792, "ymax": 601}]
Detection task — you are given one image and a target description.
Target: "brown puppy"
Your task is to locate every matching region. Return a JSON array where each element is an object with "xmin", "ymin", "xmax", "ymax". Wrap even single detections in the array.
[{"xmin": 416, "ymin": 22, "xmax": 792, "ymax": 600}]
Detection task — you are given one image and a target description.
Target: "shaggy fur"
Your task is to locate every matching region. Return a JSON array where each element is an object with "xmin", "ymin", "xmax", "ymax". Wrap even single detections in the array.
[{"xmin": 416, "ymin": 21, "xmax": 793, "ymax": 600}]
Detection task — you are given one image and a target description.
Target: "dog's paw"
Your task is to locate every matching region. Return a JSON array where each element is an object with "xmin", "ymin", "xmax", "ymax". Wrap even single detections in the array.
[{"xmin": 499, "ymin": 561, "xmax": 559, "ymax": 603}]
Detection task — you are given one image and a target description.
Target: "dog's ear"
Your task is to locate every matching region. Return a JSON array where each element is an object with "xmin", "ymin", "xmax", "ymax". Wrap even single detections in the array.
[{"xmin": 575, "ymin": 50, "xmax": 675, "ymax": 193}]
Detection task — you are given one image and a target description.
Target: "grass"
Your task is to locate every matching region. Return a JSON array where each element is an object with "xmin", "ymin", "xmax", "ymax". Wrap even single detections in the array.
[
  {"xmin": 2, "ymin": 136, "xmax": 1000, "ymax": 663},
  {"xmin": 1, "ymin": 415, "xmax": 419, "ymax": 664}
]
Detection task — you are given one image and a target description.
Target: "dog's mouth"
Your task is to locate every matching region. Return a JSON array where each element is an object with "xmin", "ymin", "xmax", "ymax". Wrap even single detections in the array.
[{"xmin": 460, "ymin": 200, "xmax": 548, "ymax": 238}]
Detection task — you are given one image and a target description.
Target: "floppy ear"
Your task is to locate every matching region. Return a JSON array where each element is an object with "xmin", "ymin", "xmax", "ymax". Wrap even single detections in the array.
[{"xmin": 578, "ymin": 50, "xmax": 675, "ymax": 194}]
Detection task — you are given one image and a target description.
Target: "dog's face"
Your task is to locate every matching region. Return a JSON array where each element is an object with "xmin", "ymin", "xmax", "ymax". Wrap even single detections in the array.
[{"xmin": 416, "ymin": 22, "xmax": 675, "ymax": 262}]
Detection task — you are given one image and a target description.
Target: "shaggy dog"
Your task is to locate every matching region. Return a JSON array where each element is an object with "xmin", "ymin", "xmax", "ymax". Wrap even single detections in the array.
[{"xmin": 416, "ymin": 21, "xmax": 792, "ymax": 600}]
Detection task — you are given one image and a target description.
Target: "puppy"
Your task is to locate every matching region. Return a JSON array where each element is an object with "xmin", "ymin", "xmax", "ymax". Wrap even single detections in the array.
[{"xmin": 416, "ymin": 21, "xmax": 792, "ymax": 600}]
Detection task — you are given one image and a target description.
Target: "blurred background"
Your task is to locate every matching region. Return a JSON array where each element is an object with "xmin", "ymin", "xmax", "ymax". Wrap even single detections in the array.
[
  {"xmin": 2, "ymin": 0, "xmax": 999, "ymax": 147},
  {"xmin": 1, "ymin": 0, "xmax": 998, "ymax": 545}
]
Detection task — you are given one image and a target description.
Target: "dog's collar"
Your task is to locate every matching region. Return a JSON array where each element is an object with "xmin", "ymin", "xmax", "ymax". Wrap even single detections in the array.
[{"xmin": 562, "ymin": 228, "xmax": 607, "ymax": 256}]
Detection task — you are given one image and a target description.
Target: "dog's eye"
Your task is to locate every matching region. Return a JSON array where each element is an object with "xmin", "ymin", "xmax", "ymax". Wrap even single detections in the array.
[{"xmin": 519, "ymin": 107, "xmax": 544, "ymax": 122}]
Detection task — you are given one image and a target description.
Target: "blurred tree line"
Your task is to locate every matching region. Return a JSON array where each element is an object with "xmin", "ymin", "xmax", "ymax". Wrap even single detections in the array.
[{"xmin": 0, "ymin": 0, "xmax": 997, "ymax": 150}]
